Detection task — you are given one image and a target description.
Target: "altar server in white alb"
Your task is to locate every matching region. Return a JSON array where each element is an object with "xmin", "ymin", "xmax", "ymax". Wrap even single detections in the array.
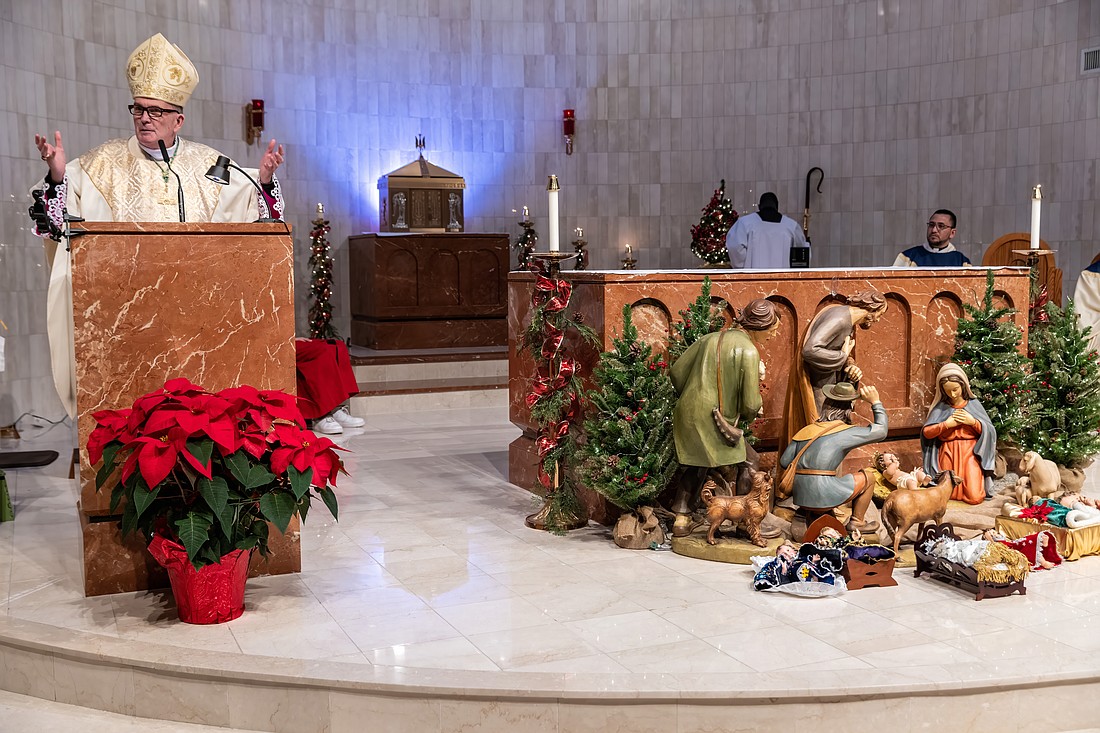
[
  {"xmin": 1074, "ymin": 260, "xmax": 1100, "ymax": 355},
  {"xmin": 725, "ymin": 192, "xmax": 807, "ymax": 269},
  {"xmin": 29, "ymin": 33, "xmax": 286, "ymax": 416}
]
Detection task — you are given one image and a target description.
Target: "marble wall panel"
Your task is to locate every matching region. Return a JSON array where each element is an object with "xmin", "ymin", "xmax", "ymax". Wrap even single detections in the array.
[{"xmin": 3, "ymin": 0, "xmax": 1098, "ymax": 422}]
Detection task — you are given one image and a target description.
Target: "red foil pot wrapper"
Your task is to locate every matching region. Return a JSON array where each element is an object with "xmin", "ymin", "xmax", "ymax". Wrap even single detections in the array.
[{"xmin": 148, "ymin": 534, "xmax": 250, "ymax": 624}]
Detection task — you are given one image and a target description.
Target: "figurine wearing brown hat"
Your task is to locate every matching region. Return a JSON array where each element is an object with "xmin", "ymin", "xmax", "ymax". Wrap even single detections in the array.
[
  {"xmin": 29, "ymin": 33, "xmax": 286, "ymax": 416},
  {"xmin": 778, "ymin": 382, "xmax": 886, "ymax": 534},
  {"xmin": 778, "ymin": 289, "xmax": 887, "ymax": 470}
]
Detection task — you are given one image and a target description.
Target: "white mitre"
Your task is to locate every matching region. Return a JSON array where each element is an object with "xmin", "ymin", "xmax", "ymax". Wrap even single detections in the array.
[{"xmin": 126, "ymin": 33, "xmax": 199, "ymax": 107}]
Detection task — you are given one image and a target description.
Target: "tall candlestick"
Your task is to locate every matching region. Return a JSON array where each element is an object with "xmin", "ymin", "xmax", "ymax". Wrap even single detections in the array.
[
  {"xmin": 547, "ymin": 175, "xmax": 560, "ymax": 252},
  {"xmin": 1030, "ymin": 184, "xmax": 1042, "ymax": 250}
]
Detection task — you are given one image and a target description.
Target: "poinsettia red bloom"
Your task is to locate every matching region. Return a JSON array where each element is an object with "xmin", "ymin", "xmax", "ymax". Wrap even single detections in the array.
[
  {"xmin": 269, "ymin": 423, "xmax": 345, "ymax": 487},
  {"xmin": 90, "ymin": 379, "xmax": 344, "ymax": 571},
  {"xmin": 221, "ymin": 385, "xmax": 306, "ymax": 430},
  {"xmin": 121, "ymin": 426, "xmax": 199, "ymax": 489},
  {"xmin": 88, "ymin": 407, "xmax": 133, "ymax": 465},
  {"xmin": 236, "ymin": 423, "xmax": 271, "ymax": 459},
  {"xmin": 174, "ymin": 393, "xmax": 237, "ymax": 452}
]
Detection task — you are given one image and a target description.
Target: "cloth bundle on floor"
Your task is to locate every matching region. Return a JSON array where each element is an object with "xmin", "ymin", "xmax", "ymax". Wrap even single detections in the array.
[{"xmin": 294, "ymin": 338, "xmax": 360, "ymax": 419}]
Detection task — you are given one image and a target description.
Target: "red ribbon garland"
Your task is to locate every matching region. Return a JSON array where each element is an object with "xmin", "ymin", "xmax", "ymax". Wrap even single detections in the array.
[
  {"xmin": 533, "ymin": 272, "xmax": 572, "ymax": 314},
  {"xmin": 525, "ymin": 357, "xmax": 577, "ymax": 407},
  {"xmin": 526, "ymin": 259, "xmax": 581, "ymax": 489}
]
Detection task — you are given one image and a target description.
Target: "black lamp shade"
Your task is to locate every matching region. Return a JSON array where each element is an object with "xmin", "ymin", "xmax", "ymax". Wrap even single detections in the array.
[{"xmin": 205, "ymin": 156, "xmax": 232, "ymax": 185}]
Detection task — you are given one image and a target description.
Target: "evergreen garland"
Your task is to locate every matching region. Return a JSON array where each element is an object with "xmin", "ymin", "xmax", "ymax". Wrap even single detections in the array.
[
  {"xmin": 579, "ymin": 305, "xmax": 678, "ymax": 511},
  {"xmin": 308, "ymin": 205, "xmax": 339, "ymax": 339},
  {"xmin": 522, "ymin": 263, "xmax": 598, "ymax": 533},
  {"xmin": 667, "ymin": 276, "xmax": 727, "ymax": 364},
  {"xmin": 1021, "ymin": 299, "xmax": 1100, "ymax": 467},
  {"xmin": 952, "ymin": 270, "xmax": 1035, "ymax": 445},
  {"xmin": 690, "ymin": 180, "xmax": 737, "ymax": 265}
]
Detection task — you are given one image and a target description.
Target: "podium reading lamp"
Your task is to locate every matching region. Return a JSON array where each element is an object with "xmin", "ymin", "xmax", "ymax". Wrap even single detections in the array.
[{"xmin": 205, "ymin": 156, "xmax": 280, "ymax": 223}]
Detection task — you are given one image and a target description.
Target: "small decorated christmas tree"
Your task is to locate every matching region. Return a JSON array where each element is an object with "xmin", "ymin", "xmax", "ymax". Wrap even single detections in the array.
[
  {"xmin": 689, "ymin": 180, "xmax": 737, "ymax": 266},
  {"xmin": 579, "ymin": 305, "xmax": 678, "ymax": 511},
  {"xmin": 952, "ymin": 270, "xmax": 1035, "ymax": 445},
  {"xmin": 308, "ymin": 203, "xmax": 339, "ymax": 339},
  {"xmin": 667, "ymin": 276, "xmax": 727, "ymax": 364},
  {"xmin": 1022, "ymin": 299, "xmax": 1100, "ymax": 467}
]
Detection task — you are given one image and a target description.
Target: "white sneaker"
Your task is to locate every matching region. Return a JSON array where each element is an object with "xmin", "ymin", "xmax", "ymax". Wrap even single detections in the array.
[
  {"xmin": 313, "ymin": 415, "xmax": 343, "ymax": 435},
  {"xmin": 331, "ymin": 405, "xmax": 365, "ymax": 428}
]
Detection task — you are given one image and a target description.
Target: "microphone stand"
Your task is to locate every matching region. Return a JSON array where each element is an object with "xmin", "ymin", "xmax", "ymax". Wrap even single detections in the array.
[
  {"xmin": 225, "ymin": 163, "xmax": 279, "ymax": 224},
  {"xmin": 158, "ymin": 139, "xmax": 186, "ymax": 222}
]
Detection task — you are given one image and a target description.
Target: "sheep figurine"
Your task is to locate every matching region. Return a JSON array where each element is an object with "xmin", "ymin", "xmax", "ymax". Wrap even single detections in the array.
[{"xmin": 1014, "ymin": 451, "xmax": 1061, "ymax": 506}]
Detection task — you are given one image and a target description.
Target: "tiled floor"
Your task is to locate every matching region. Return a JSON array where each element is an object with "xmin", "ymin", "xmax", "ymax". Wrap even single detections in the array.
[{"xmin": 5, "ymin": 403, "xmax": 1100, "ymax": 696}]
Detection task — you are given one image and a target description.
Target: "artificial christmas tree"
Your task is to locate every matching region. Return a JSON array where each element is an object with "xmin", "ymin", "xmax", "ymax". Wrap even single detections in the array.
[
  {"xmin": 689, "ymin": 181, "xmax": 737, "ymax": 266},
  {"xmin": 579, "ymin": 305, "xmax": 678, "ymax": 521},
  {"xmin": 952, "ymin": 270, "xmax": 1035, "ymax": 446},
  {"xmin": 667, "ymin": 276, "xmax": 727, "ymax": 364},
  {"xmin": 1022, "ymin": 299, "xmax": 1100, "ymax": 468},
  {"xmin": 307, "ymin": 203, "xmax": 339, "ymax": 340}
]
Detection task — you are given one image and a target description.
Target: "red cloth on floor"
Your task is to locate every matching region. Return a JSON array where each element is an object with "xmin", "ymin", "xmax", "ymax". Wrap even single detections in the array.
[
  {"xmin": 295, "ymin": 339, "xmax": 360, "ymax": 419},
  {"xmin": 997, "ymin": 530, "xmax": 1064, "ymax": 570}
]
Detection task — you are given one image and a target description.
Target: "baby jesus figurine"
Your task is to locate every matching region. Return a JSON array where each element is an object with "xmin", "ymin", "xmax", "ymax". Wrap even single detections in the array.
[{"xmin": 874, "ymin": 452, "xmax": 931, "ymax": 491}]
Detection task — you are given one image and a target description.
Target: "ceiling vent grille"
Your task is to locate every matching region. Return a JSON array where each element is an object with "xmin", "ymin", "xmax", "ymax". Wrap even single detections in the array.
[{"xmin": 1084, "ymin": 47, "xmax": 1100, "ymax": 73}]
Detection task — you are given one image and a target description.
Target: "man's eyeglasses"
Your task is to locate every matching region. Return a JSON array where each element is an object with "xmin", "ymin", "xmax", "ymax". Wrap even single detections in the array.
[
  {"xmin": 128, "ymin": 104, "xmax": 180, "ymax": 119},
  {"xmin": 926, "ymin": 222, "xmax": 953, "ymax": 231}
]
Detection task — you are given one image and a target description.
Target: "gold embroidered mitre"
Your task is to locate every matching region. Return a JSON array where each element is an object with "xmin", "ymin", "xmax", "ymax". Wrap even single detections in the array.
[{"xmin": 126, "ymin": 33, "xmax": 199, "ymax": 107}]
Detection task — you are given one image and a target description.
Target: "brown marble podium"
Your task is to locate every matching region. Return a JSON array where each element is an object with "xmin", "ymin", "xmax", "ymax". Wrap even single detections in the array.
[
  {"xmin": 508, "ymin": 267, "xmax": 1030, "ymax": 523},
  {"xmin": 70, "ymin": 222, "xmax": 300, "ymax": 596}
]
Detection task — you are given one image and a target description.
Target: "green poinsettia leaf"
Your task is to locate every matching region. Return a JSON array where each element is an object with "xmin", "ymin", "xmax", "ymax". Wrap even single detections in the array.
[
  {"xmin": 215, "ymin": 501, "xmax": 236, "ymax": 540},
  {"xmin": 288, "ymin": 465, "xmax": 313, "ymax": 500},
  {"xmin": 186, "ymin": 437, "xmax": 214, "ymax": 467},
  {"xmin": 175, "ymin": 512, "xmax": 213, "ymax": 565},
  {"xmin": 245, "ymin": 464, "xmax": 276, "ymax": 490},
  {"xmin": 198, "ymin": 545, "xmax": 223, "ymax": 567},
  {"xmin": 318, "ymin": 486, "xmax": 339, "ymax": 521},
  {"xmin": 296, "ymin": 495, "xmax": 310, "ymax": 523},
  {"xmin": 198, "ymin": 476, "xmax": 229, "ymax": 516},
  {"xmin": 235, "ymin": 535, "xmax": 260, "ymax": 552},
  {"xmin": 95, "ymin": 443, "xmax": 122, "ymax": 490},
  {"xmin": 120, "ymin": 496, "xmax": 138, "ymax": 538},
  {"xmin": 109, "ymin": 482, "xmax": 126, "ymax": 513},
  {"xmin": 225, "ymin": 450, "xmax": 252, "ymax": 485},
  {"xmin": 131, "ymin": 482, "xmax": 162, "ymax": 524},
  {"xmin": 259, "ymin": 491, "xmax": 296, "ymax": 534}
]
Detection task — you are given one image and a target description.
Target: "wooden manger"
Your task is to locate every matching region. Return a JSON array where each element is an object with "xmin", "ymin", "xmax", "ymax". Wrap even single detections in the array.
[{"xmin": 913, "ymin": 523, "xmax": 1026, "ymax": 601}]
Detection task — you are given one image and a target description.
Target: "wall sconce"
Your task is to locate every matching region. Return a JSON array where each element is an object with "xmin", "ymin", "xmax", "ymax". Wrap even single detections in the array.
[
  {"xmin": 563, "ymin": 109, "xmax": 575, "ymax": 155},
  {"xmin": 245, "ymin": 99, "xmax": 265, "ymax": 145}
]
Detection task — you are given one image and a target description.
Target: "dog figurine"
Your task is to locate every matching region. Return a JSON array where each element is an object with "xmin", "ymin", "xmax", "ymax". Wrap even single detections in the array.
[
  {"xmin": 1014, "ymin": 451, "xmax": 1061, "ymax": 506},
  {"xmin": 701, "ymin": 469, "xmax": 772, "ymax": 546}
]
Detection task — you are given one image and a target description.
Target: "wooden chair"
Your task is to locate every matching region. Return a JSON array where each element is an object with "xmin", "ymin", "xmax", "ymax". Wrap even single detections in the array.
[{"xmin": 982, "ymin": 233, "xmax": 1061, "ymax": 305}]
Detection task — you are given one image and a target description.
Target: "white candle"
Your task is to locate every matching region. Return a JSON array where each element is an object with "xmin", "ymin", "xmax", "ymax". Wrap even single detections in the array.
[
  {"xmin": 625, "ymin": 243, "xmax": 633, "ymax": 258},
  {"xmin": 547, "ymin": 175, "xmax": 560, "ymax": 252},
  {"xmin": 1030, "ymin": 184, "xmax": 1042, "ymax": 250}
]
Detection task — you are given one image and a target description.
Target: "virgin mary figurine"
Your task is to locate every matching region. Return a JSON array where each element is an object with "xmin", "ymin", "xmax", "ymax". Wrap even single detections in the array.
[{"xmin": 921, "ymin": 363, "xmax": 998, "ymax": 504}]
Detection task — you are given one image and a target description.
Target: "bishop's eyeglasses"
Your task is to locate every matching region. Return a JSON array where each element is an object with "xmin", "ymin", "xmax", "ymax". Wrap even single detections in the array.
[{"xmin": 128, "ymin": 104, "xmax": 180, "ymax": 119}]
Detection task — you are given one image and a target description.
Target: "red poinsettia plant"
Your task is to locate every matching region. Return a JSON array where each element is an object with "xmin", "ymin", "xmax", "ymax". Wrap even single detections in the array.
[{"xmin": 89, "ymin": 378, "xmax": 346, "ymax": 569}]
